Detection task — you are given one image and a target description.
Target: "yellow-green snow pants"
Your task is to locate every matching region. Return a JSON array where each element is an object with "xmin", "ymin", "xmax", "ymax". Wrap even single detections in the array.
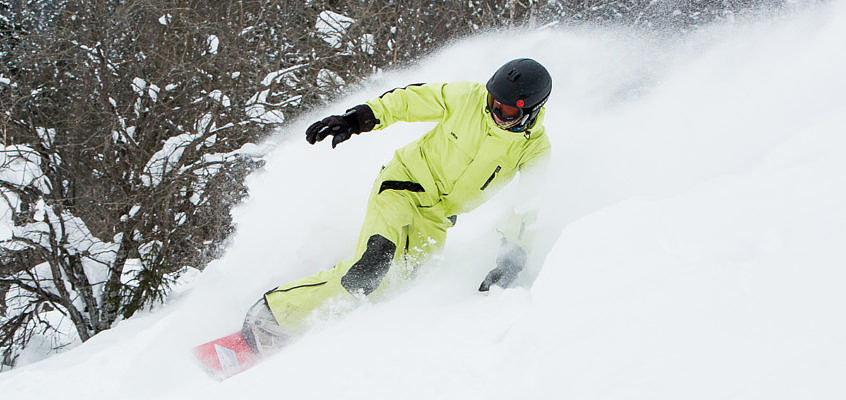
[{"xmin": 264, "ymin": 159, "xmax": 453, "ymax": 334}]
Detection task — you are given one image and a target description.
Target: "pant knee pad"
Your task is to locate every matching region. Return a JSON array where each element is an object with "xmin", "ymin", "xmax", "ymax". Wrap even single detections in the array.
[{"xmin": 340, "ymin": 234, "xmax": 397, "ymax": 296}]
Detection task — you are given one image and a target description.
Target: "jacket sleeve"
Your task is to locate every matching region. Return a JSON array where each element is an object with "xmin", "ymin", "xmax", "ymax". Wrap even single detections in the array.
[
  {"xmin": 365, "ymin": 83, "xmax": 450, "ymax": 129},
  {"xmin": 498, "ymin": 159, "xmax": 549, "ymax": 250},
  {"xmin": 501, "ymin": 115, "xmax": 552, "ymax": 250}
]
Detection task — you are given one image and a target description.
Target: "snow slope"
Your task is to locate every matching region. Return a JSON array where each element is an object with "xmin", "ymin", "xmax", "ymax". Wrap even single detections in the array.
[{"xmin": 3, "ymin": 3, "xmax": 846, "ymax": 399}]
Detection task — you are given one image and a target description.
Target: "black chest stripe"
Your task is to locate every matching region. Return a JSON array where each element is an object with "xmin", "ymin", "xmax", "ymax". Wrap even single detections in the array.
[{"xmin": 379, "ymin": 180, "xmax": 425, "ymax": 194}]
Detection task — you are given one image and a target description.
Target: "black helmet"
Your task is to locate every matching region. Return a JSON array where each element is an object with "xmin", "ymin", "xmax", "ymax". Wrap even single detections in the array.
[{"xmin": 486, "ymin": 58, "xmax": 552, "ymax": 132}]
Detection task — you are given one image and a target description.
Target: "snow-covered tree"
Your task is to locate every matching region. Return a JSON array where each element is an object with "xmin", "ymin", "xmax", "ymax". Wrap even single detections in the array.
[{"xmin": 0, "ymin": 0, "xmax": 304, "ymax": 368}]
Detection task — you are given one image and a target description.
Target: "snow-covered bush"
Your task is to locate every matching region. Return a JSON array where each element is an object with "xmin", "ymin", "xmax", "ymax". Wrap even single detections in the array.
[{"xmin": 0, "ymin": 0, "xmax": 292, "ymax": 368}]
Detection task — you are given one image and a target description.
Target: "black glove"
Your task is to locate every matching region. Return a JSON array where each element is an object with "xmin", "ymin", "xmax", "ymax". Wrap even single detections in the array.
[
  {"xmin": 305, "ymin": 104, "xmax": 379, "ymax": 148},
  {"xmin": 479, "ymin": 241, "xmax": 527, "ymax": 292}
]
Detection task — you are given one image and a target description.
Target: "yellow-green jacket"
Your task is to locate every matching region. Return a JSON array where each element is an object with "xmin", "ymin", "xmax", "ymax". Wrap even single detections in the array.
[{"xmin": 365, "ymin": 81, "xmax": 551, "ymax": 216}]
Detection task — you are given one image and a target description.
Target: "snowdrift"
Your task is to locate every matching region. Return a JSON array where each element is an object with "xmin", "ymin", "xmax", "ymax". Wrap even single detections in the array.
[{"xmin": 3, "ymin": 3, "xmax": 846, "ymax": 399}]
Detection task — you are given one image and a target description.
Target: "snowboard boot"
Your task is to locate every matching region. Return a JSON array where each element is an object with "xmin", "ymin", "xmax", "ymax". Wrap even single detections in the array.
[{"xmin": 242, "ymin": 298, "xmax": 290, "ymax": 356}]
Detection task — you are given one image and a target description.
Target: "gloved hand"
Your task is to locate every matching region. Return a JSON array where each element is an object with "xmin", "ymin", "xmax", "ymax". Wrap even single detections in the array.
[
  {"xmin": 479, "ymin": 241, "xmax": 527, "ymax": 292},
  {"xmin": 305, "ymin": 104, "xmax": 378, "ymax": 148}
]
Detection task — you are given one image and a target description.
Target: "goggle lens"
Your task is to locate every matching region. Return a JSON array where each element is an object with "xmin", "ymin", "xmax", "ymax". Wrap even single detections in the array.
[
  {"xmin": 494, "ymin": 101, "xmax": 521, "ymax": 120},
  {"xmin": 488, "ymin": 95, "xmax": 523, "ymax": 122},
  {"xmin": 487, "ymin": 94, "xmax": 530, "ymax": 130}
]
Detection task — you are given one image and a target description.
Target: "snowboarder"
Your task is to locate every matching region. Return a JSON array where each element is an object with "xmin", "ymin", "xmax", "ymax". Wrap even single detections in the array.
[{"xmin": 242, "ymin": 58, "xmax": 553, "ymax": 355}]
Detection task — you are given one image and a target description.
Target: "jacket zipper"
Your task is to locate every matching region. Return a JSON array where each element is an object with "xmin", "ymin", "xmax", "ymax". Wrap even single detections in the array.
[{"xmin": 480, "ymin": 165, "xmax": 501, "ymax": 191}]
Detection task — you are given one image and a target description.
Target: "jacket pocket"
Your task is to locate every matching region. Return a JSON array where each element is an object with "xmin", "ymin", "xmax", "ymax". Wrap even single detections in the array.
[{"xmin": 480, "ymin": 165, "xmax": 502, "ymax": 191}]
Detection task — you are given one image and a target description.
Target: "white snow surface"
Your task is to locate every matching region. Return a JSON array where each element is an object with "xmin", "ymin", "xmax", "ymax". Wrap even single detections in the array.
[{"xmin": 3, "ymin": 4, "xmax": 846, "ymax": 399}]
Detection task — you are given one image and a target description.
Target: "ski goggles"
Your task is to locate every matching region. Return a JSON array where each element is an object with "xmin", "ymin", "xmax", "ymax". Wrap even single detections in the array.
[{"xmin": 487, "ymin": 94, "xmax": 524, "ymax": 128}]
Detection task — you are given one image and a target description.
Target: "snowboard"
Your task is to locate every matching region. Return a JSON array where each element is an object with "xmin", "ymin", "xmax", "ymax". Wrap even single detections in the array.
[{"xmin": 193, "ymin": 331, "xmax": 259, "ymax": 380}]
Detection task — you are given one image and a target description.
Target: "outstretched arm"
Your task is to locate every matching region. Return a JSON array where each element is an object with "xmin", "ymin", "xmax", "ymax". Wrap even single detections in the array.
[
  {"xmin": 364, "ymin": 83, "xmax": 450, "ymax": 128},
  {"xmin": 479, "ymin": 137, "xmax": 551, "ymax": 292},
  {"xmin": 305, "ymin": 82, "xmax": 460, "ymax": 147}
]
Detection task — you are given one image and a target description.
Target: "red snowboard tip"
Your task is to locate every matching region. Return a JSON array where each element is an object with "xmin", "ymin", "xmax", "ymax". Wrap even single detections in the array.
[{"xmin": 193, "ymin": 331, "xmax": 258, "ymax": 379}]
